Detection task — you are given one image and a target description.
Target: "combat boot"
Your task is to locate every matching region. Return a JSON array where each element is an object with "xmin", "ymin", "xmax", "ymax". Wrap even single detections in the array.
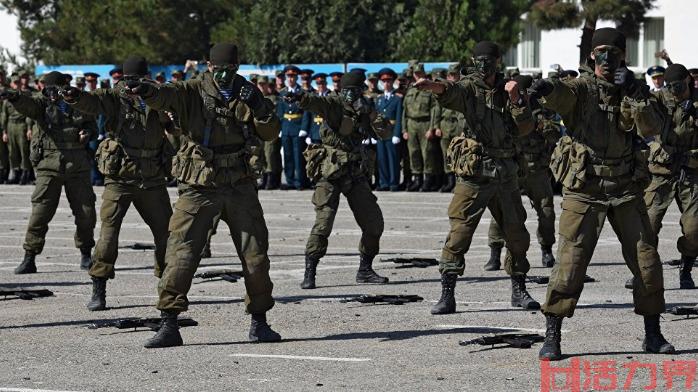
[
  {"xmin": 539, "ymin": 314, "xmax": 563, "ymax": 361},
  {"xmin": 484, "ymin": 246, "xmax": 501, "ymax": 271},
  {"xmin": 8, "ymin": 169, "xmax": 20, "ymax": 184},
  {"xmin": 440, "ymin": 173, "xmax": 455, "ymax": 193},
  {"xmin": 80, "ymin": 248, "xmax": 92, "ymax": 270},
  {"xmin": 249, "ymin": 313, "xmax": 281, "ymax": 342},
  {"xmin": 201, "ymin": 241, "xmax": 212, "ymax": 259},
  {"xmin": 625, "ymin": 276, "xmax": 635, "ymax": 289},
  {"xmin": 407, "ymin": 174, "xmax": 422, "ymax": 192},
  {"xmin": 259, "ymin": 172, "xmax": 269, "ymax": 189},
  {"xmin": 86, "ymin": 277, "xmax": 107, "ymax": 311},
  {"xmin": 541, "ymin": 246, "xmax": 555, "ymax": 268},
  {"xmin": 679, "ymin": 255, "xmax": 695, "ymax": 289},
  {"xmin": 355, "ymin": 254, "xmax": 389, "ymax": 284},
  {"xmin": 14, "ymin": 252, "xmax": 37, "ymax": 274},
  {"xmin": 0, "ymin": 168, "xmax": 8, "ymax": 184},
  {"xmin": 431, "ymin": 273, "xmax": 457, "ymax": 314},
  {"xmin": 511, "ymin": 275, "xmax": 540, "ymax": 309},
  {"xmin": 19, "ymin": 169, "xmax": 30, "ymax": 185},
  {"xmin": 420, "ymin": 175, "xmax": 434, "ymax": 192},
  {"xmin": 144, "ymin": 311, "xmax": 183, "ymax": 348},
  {"xmin": 642, "ymin": 314, "xmax": 675, "ymax": 354},
  {"xmin": 301, "ymin": 256, "xmax": 319, "ymax": 289}
]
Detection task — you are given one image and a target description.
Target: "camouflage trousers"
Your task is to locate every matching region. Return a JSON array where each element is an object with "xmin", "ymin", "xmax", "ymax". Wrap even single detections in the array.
[
  {"xmin": 90, "ymin": 182, "xmax": 172, "ymax": 279},
  {"xmin": 406, "ymin": 118, "xmax": 439, "ymax": 175},
  {"xmin": 263, "ymin": 138, "xmax": 282, "ymax": 174},
  {"xmin": 440, "ymin": 176, "xmax": 531, "ymax": 276},
  {"xmin": 644, "ymin": 174, "xmax": 698, "ymax": 259},
  {"xmin": 24, "ymin": 172, "xmax": 96, "ymax": 254},
  {"xmin": 488, "ymin": 169, "xmax": 556, "ymax": 249},
  {"xmin": 7, "ymin": 121, "xmax": 31, "ymax": 170},
  {"xmin": 157, "ymin": 181, "xmax": 274, "ymax": 314},
  {"xmin": 305, "ymin": 175, "xmax": 384, "ymax": 260},
  {"xmin": 543, "ymin": 187, "xmax": 665, "ymax": 318}
]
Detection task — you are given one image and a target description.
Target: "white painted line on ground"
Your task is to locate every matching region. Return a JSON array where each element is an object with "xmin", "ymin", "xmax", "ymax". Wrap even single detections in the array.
[
  {"xmin": 0, "ymin": 388, "xmax": 88, "ymax": 392},
  {"xmin": 434, "ymin": 324, "xmax": 570, "ymax": 333},
  {"xmin": 229, "ymin": 353, "xmax": 371, "ymax": 362}
]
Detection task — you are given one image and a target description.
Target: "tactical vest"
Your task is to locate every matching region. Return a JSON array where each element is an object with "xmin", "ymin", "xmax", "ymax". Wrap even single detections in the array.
[{"xmin": 41, "ymin": 103, "xmax": 85, "ymax": 151}]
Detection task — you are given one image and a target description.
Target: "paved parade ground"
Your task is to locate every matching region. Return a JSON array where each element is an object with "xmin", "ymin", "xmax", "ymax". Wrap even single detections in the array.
[{"xmin": 1, "ymin": 185, "xmax": 697, "ymax": 392}]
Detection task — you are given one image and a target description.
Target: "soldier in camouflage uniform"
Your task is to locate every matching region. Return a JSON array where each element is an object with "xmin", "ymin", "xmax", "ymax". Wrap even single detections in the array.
[
  {"xmin": 432, "ymin": 64, "xmax": 465, "ymax": 193},
  {"xmin": 402, "ymin": 63, "xmax": 439, "ymax": 192},
  {"xmin": 641, "ymin": 64, "xmax": 698, "ymax": 290},
  {"xmin": 415, "ymin": 41, "xmax": 540, "ymax": 315},
  {"xmin": 531, "ymin": 28, "xmax": 674, "ymax": 360},
  {"xmin": 63, "ymin": 56, "xmax": 176, "ymax": 311},
  {"xmin": 486, "ymin": 75, "xmax": 560, "ymax": 271},
  {"xmin": 284, "ymin": 72, "xmax": 391, "ymax": 289},
  {"xmin": 257, "ymin": 76, "xmax": 282, "ymax": 190},
  {"xmin": 5, "ymin": 71, "xmax": 97, "ymax": 275},
  {"xmin": 127, "ymin": 43, "xmax": 282, "ymax": 348},
  {"xmin": 2, "ymin": 75, "xmax": 34, "ymax": 185}
]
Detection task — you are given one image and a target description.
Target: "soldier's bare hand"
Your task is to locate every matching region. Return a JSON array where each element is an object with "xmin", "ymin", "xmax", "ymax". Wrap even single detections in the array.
[
  {"xmin": 414, "ymin": 79, "xmax": 445, "ymax": 94},
  {"xmin": 435, "ymin": 128, "xmax": 443, "ymax": 137},
  {"xmin": 505, "ymin": 81, "xmax": 520, "ymax": 103},
  {"xmin": 2, "ymin": 133, "xmax": 7, "ymax": 143},
  {"xmin": 26, "ymin": 129, "xmax": 32, "ymax": 140},
  {"xmin": 402, "ymin": 132, "xmax": 409, "ymax": 140},
  {"xmin": 425, "ymin": 129, "xmax": 434, "ymax": 140}
]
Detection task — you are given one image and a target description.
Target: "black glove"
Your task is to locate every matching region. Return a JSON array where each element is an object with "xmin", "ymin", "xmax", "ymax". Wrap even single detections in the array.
[
  {"xmin": 59, "ymin": 86, "xmax": 81, "ymax": 102},
  {"xmin": 0, "ymin": 88, "xmax": 19, "ymax": 100},
  {"xmin": 353, "ymin": 97, "xmax": 371, "ymax": 114},
  {"xmin": 125, "ymin": 80, "xmax": 154, "ymax": 97},
  {"xmin": 282, "ymin": 90, "xmax": 304, "ymax": 104},
  {"xmin": 680, "ymin": 99, "xmax": 695, "ymax": 121},
  {"xmin": 239, "ymin": 82, "xmax": 264, "ymax": 111},
  {"xmin": 613, "ymin": 67, "xmax": 635, "ymax": 89},
  {"xmin": 529, "ymin": 79, "xmax": 554, "ymax": 99}
]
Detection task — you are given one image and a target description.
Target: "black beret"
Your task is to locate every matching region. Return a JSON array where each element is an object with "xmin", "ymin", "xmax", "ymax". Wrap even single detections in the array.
[
  {"xmin": 123, "ymin": 56, "xmax": 148, "ymax": 76},
  {"xmin": 688, "ymin": 68, "xmax": 698, "ymax": 75},
  {"xmin": 43, "ymin": 71, "xmax": 67, "ymax": 87},
  {"xmin": 283, "ymin": 65, "xmax": 300, "ymax": 75},
  {"xmin": 591, "ymin": 28, "xmax": 626, "ymax": 51},
  {"xmin": 340, "ymin": 72, "xmax": 365, "ymax": 88},
  {"xmin": 664, "ymin": 64, "xmax": 690, "ymax": 83},
  {"xmin": 473, "ymin": 41, "xmax": 501, "ymax": 58},
  {"xmin": 109, "ymin": 67, "xmax": 123, "ymax": 76},
  {"xmin": 378, "ymin": 67, "xmax": 397, "ymax": 79},
  {"xmin": 349, "ymin": 68, "xmax": 367, "ymax": 75},
  {"xmin": 209, "ymin": 43, "xmax": 239, "ymax": 66},
  {"xmin": 514, "ymin": 75, "xmax": 533, "ymax": 90}
]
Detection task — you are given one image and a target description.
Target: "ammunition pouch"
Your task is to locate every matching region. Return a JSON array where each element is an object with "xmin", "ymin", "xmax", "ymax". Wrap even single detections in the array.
[
  {"xmin": 647, "ymin": 142, "xmax": 675, "ymax": 176},
  {"xmin": 29, "ymin": 139, "xmax": 43, "ymax": 167},
  {"xmin": 447, "ymin": 136, "xmax": 515, "ymax": 179},
  {"xmin": 549, "ymin": 136, "xmax": 588, "ymax": 191},
  {"xmin": 95, "ymin": 138, "xmax": 123, "ymax": 176},
  {"xmin": 171, "ymin": 141, "xmax": 248, "ymax": 187},
  {"xmin": 632, "ymin": 147, "xmax": 651, "ymax": 189},
  {"xmin": 303, "ymin": 144, "xmax": 366, "ymax": 182}
]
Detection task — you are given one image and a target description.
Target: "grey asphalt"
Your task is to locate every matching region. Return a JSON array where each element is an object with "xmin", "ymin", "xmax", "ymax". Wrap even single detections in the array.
[{"xmin": 0, "ymin": 184, "xmax": 696, "ymax": 392}]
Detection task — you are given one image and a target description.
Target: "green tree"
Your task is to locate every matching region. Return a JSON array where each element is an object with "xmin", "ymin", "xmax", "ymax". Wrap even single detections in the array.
[
  {"xmin": 528, "ymin": 0, "xmax": 655, "ymax": 66},
  {"xmin": 393, "ymin": 0, "xmax": 529, "ymax": 62}
]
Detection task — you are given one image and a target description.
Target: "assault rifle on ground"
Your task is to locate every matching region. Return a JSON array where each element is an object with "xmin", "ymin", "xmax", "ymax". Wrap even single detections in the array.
[
  {"xmin": 0, "ymin": 288, "xmax": 53, "ymax": 300},
  {"xmin": 527, "ymin": 275, "xmax": 595, "ymax": 284},
  {"xmin": 459, "ymin": 333, "xmax": 544, "ymax": 349},
  {"xmin": 342, "ymin": 294, "xmax": 423, "ymax": 305},
  {"xmin": 194, "ymin": 269, "xmax": 243, "ymax": 283},
  {"xmin": 88, "ymin": 317, "xmax": 198, "ymax": 330},
  {"xmin": 380, "ymin": 257, "xmax": 439, "ymax": 268},
  {"xmin": 667, "ymin": 306, "xmax": 698, "ymax": 319}
]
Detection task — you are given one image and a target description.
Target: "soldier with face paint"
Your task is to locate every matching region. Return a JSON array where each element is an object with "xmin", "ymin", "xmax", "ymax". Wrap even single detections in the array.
[
  {"xmin": 284, "ymin": 72, "xmax": 392, "ymax": 289},
  {"xmin": 528, "ymin": 28, "xmax": 674, "ymax": 360},
  {"xmin": 414, "ymin": 41, "xmax": 540, "ymax": 315},
  {"xmin": 126, "ymin": 43, "xmax": 282, "ymax": 348}
]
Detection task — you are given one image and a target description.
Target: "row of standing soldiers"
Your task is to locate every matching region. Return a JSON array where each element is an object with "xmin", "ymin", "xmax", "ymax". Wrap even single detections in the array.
[{"xmin": 3, "ymin": 29, "xmax": 697, "ymax": 359}]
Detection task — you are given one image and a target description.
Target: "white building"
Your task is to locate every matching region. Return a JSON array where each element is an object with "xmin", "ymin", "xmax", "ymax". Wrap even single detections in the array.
[{"xmin": 504, "ymin": 0, "xmax": 694, "ymax": 82}]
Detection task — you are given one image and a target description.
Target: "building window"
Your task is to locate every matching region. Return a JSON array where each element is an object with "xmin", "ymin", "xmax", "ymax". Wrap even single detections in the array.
[
  {"xmin": 626, "ymin": 37, "xmax": 639, "ymax": 68},
  {"xmin": 503, "ymin": 47, "xmax": 517, "ymax": 68},
  {"xmin": 643, "ymin": 17, "xmax": 664, "ymax": 68},
  {"xmin": 520, "ymin": 22, "xmax": 541, "ymax": 68}
]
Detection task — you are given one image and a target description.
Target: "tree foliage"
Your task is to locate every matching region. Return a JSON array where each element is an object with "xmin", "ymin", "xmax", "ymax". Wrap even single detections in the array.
[
  {"xmin": 528, "ymin": 0, "xmax": 655, "ymax": 66},
  {"xmin": 3, "ymin": 0, "xmax": 651, "ymax": 67}
]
